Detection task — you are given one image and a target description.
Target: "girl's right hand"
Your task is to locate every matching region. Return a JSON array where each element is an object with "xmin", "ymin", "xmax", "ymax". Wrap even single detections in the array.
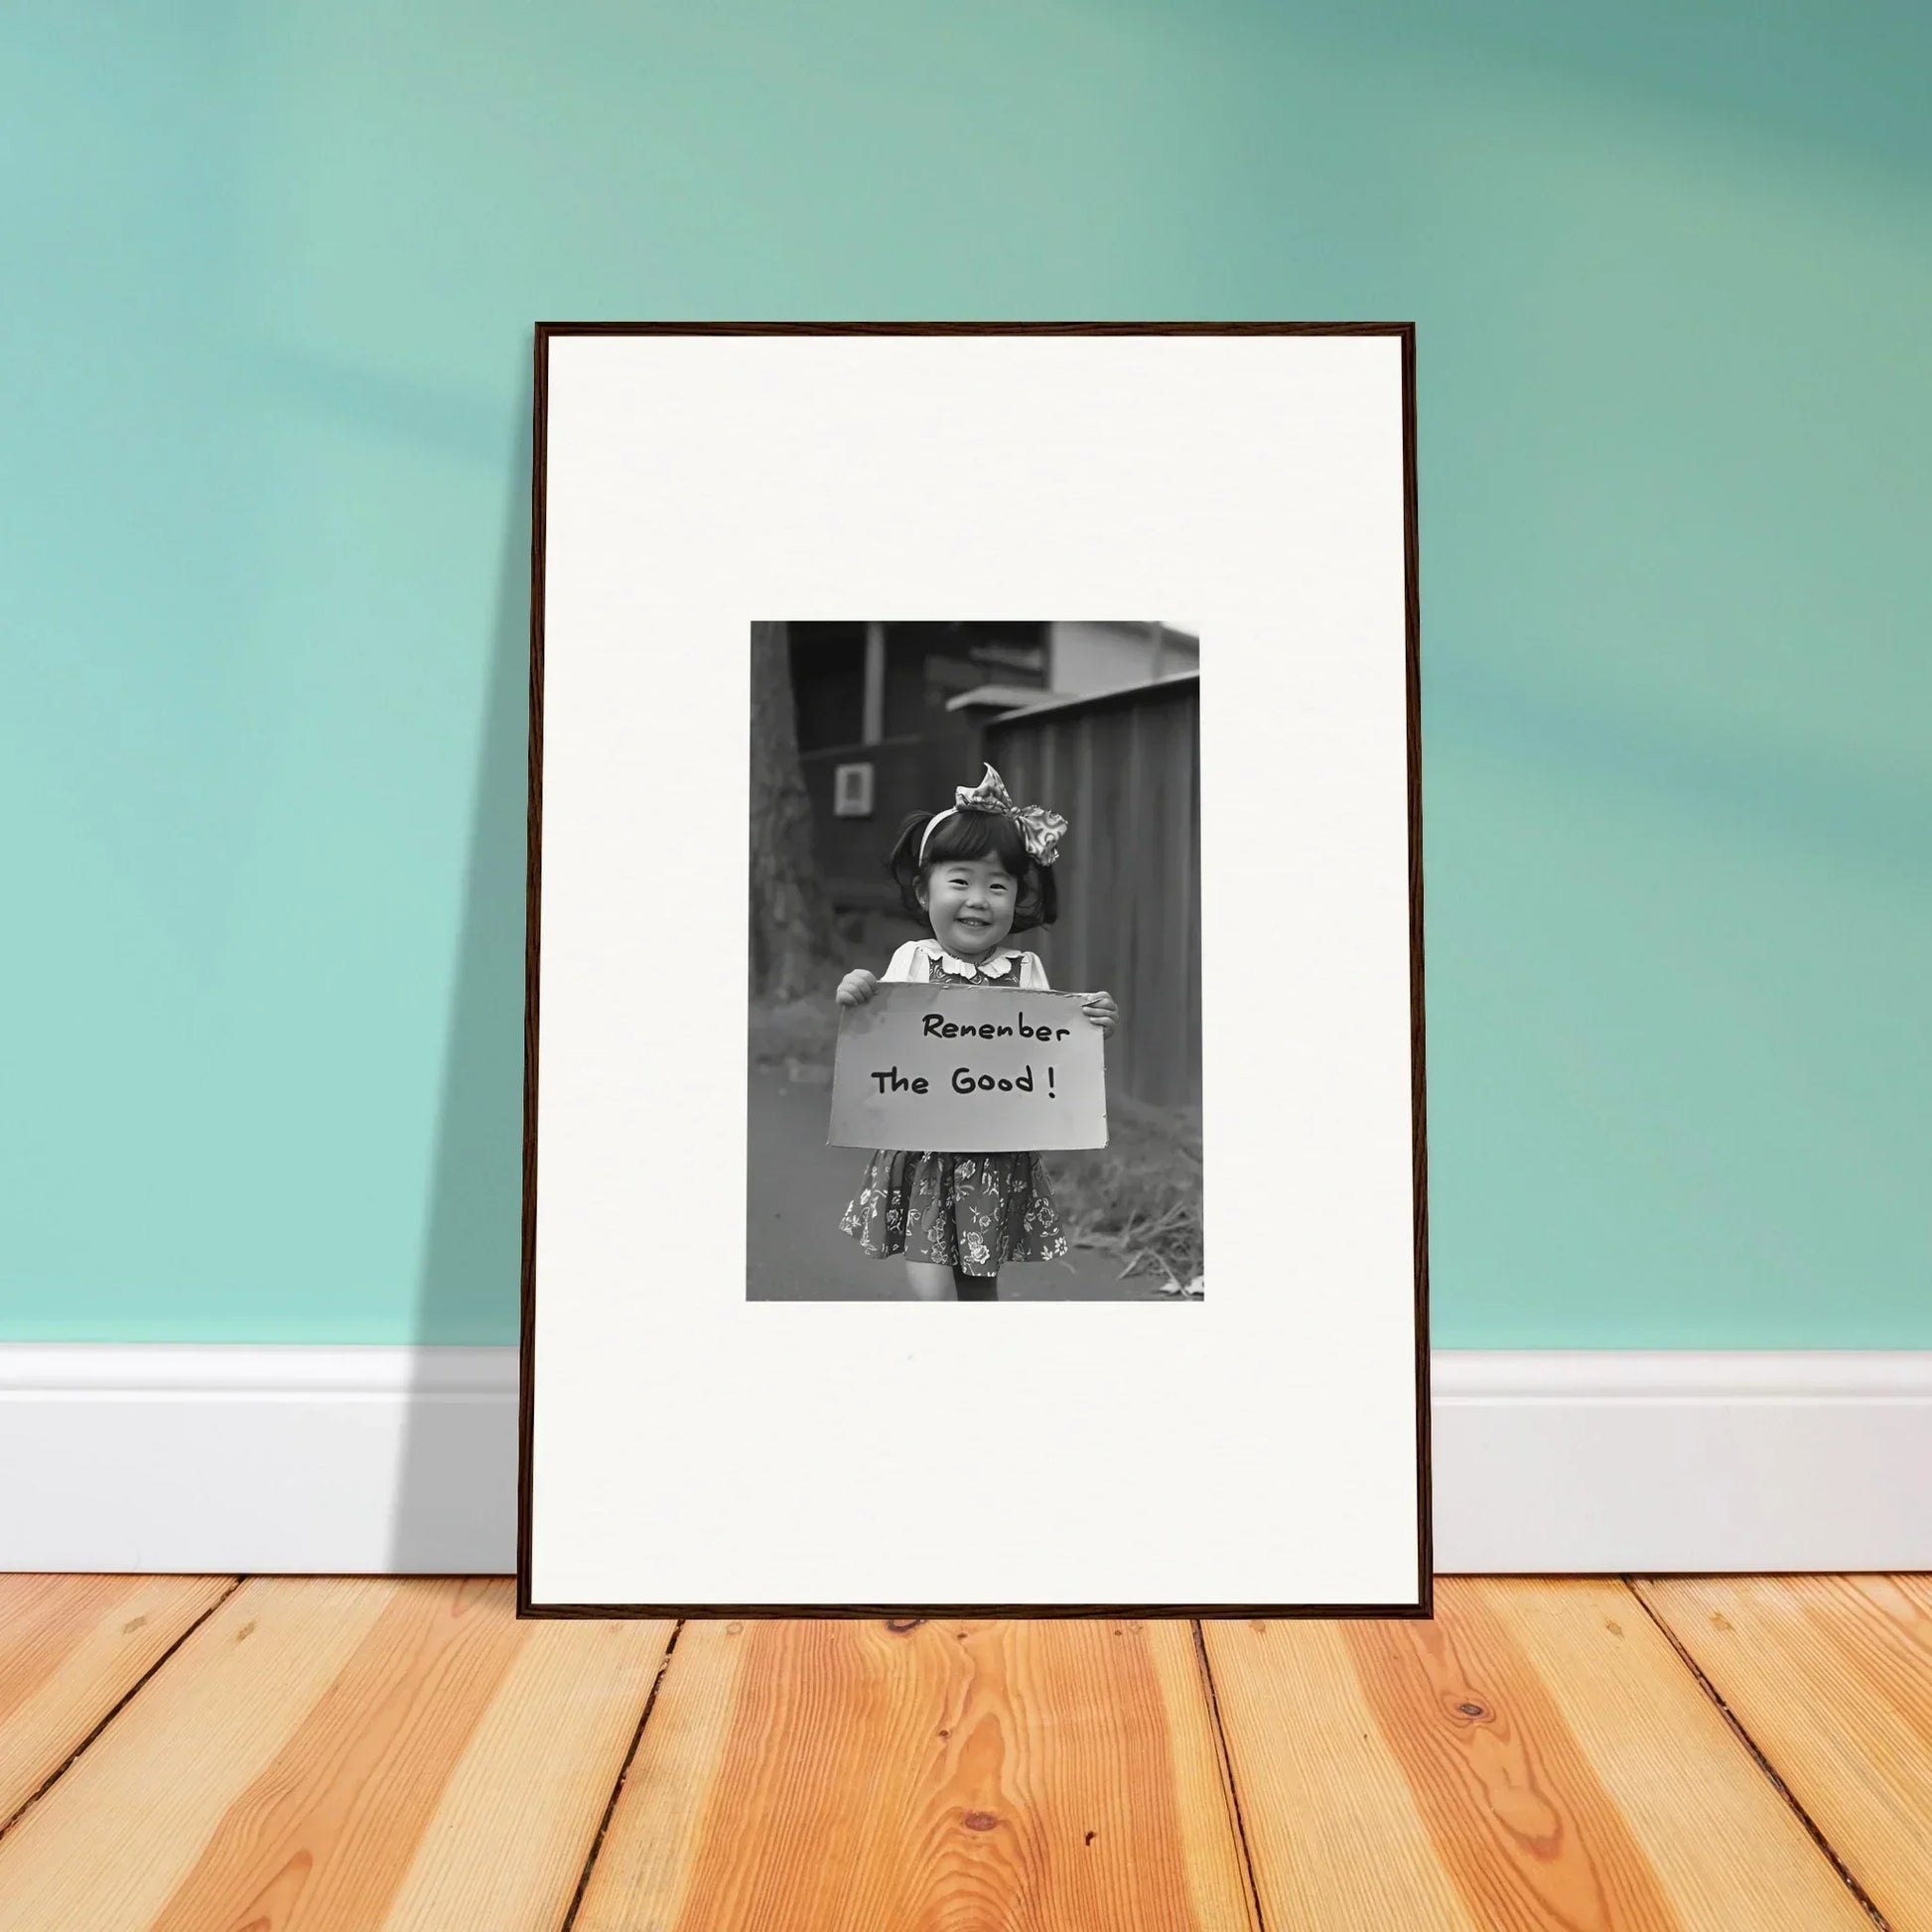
[{"xmin": 836, "ymin": 969, "xmax": 880, "ymax": 1008}]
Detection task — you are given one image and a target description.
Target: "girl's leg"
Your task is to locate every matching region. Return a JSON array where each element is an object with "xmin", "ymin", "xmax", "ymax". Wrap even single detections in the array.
[
  {"xmin": 904, "ymin": 1261, "xmax": 955, "ymax": 1302},
  {"xmin": 953, "ymin": 1270, "xmax": 1000, "ymax": 1302}
]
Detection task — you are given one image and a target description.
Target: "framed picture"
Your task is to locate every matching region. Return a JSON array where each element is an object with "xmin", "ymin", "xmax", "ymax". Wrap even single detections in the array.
[
  {"xmin": 519, "ymin": 324, "xmax": 1430, "ymax": 1617},
  {"xmin": 830, "ymin": 759, "xmax": 874, "ymax": 818}
]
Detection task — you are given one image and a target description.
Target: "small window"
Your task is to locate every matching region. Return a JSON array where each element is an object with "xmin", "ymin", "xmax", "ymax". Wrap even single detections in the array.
[{"xmin": 832, "ymin": 761, "xmax": 875, "ymax": 817}]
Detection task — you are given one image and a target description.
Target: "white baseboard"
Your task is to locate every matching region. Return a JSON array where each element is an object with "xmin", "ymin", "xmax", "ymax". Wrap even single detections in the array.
[
  {"xmin": 1432, "ymin": 1350, "xmax": 1932, "ymax": 1574},
  {"xmin": 0, "ymin": 1345, "xmax": 514, "ymax": 1577},
  {"xmin": 3, "ymin": 1345, "xmax": 1928, "ymax": 1577}
]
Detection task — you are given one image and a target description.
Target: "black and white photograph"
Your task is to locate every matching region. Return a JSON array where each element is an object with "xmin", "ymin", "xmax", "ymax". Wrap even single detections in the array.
[
  {"xmin": 748, "ymin": 620, "xmax": 1203, "ymax": 1304},
  {"xmin": 520, "ymin": 325, "xmax": 1426, "ymax": 1615}
]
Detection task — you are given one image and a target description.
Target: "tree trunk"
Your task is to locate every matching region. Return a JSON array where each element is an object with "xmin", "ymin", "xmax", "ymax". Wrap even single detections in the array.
[{"xmin": 749, "ymin": 621, "xmax": 838, "ymax": 1001}]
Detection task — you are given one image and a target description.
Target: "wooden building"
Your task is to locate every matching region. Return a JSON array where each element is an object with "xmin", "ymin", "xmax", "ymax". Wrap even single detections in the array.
[
  {"xmin": 789, "ymin": 620, "xmax": 1199, "ymax": 914},
  {"xmin": 986, "ymin": 673, "xmax": 1202, "ymax": 1111}
]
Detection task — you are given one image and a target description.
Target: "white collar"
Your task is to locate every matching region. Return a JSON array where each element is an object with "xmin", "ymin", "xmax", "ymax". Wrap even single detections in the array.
[{"xmin": 918, "ymin": 938, "xmax": 1020, "ymax": 979}]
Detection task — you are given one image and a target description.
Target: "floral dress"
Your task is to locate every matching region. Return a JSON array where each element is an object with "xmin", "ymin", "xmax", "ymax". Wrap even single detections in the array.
[{"xmin": 839, "ymin": 947, "xmax": 1069, "ymax": 1277}]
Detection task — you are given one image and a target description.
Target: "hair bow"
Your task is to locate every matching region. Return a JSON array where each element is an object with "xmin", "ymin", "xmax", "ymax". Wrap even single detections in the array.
[{"xmin": 919, "ymin": 762, "xmax": 1067, "ymax": 867}]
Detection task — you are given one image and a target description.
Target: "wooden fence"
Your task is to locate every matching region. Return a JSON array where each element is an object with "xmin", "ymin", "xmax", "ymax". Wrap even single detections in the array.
[{"xmin": 986, "ymin": 673, "xmax": 1201, "ymax": 1112}]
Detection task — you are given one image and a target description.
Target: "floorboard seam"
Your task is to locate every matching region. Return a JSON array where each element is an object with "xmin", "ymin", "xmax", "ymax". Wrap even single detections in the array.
[
  {"xmin": 557, "ymin": 1616, "xmax": 685, "ymax": 1932},
  {"xmin": 0, "ymin": 1574, "xmax": 247, "ymax": 1848},
  {"xmin": 1191, "ymin": 1619, "xmax": 1269, "ymax": 1932},
  {"xmin": 1625, "ymin": 1580, "xmax": 1893, "ymax": 1932}
]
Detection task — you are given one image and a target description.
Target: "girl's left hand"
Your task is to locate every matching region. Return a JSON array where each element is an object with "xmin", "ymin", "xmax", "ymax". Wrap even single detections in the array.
[{"xmin": 1082, "ymin": 990, "xmax": 1119, "ymax": 1036}]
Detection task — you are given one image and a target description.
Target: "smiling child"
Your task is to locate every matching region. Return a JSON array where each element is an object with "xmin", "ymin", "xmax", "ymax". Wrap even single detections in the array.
[{"xmin": 835, "ymin": 763, "xmax": 1118, "ymax": 1302}]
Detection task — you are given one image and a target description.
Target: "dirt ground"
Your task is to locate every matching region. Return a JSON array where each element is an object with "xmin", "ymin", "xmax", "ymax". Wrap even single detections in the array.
[{"xmin": 745, "ymin": 1062, "xmax": 1178, "ymax": 1303}]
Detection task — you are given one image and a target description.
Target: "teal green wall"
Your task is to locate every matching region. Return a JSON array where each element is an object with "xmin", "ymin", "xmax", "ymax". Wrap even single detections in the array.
[{"xmin": 4, "ymin": 2, "xmax": 1927, "ymax": 1346}]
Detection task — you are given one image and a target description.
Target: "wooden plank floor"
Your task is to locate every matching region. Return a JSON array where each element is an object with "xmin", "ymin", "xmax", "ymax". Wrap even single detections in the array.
[{"xmin": 0, "ymin": 1577, "xmax": 1922, "ymax": 1929}]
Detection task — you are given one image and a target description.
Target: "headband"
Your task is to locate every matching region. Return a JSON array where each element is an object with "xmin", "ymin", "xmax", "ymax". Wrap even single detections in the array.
[{"xmin": 918, "ymin": 762, "xmax": 1067, "ymax": 868}]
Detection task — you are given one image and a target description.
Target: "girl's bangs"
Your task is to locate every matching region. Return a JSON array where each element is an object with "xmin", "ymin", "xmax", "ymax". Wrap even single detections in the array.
[{"xmin": 921, "ymin": 808, "xmax": 1029, "ymax": 872}]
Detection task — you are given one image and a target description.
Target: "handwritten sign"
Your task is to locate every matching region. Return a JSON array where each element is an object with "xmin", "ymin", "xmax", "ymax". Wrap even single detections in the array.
[{"xmin": 827, "ymin": 983, "xmax": 1108, "ymax": 1152}]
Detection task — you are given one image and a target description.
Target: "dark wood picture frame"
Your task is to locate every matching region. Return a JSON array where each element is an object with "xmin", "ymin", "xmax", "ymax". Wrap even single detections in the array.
[{"xmin": 516, "ymin": 322, "xmax": 1431, "ymax": 1620}]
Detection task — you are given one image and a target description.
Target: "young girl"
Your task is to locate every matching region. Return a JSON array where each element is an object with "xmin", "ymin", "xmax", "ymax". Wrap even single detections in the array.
[{"xmin": 837, "ymin": 762, "xmax": 1118, "ymax": 1302}]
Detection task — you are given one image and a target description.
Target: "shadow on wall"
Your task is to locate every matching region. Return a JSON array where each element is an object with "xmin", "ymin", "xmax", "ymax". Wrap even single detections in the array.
[
  {"xmin": 387, "ymin": 365, "xmax": 532, "ymax": 1573},
  {"xmin": 1426, "ymin": 657, "xmax": 1932, "ymax": 888}
]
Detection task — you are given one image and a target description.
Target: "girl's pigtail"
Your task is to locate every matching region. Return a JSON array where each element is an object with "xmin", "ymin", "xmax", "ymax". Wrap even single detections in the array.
[
  {"xmin": 884, "ymin": 811, "xmax": 933, "ymax": 911},
  {"xmin": 1027, "ymin": 859, "xmax": 1059, "ymax": 932}
]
